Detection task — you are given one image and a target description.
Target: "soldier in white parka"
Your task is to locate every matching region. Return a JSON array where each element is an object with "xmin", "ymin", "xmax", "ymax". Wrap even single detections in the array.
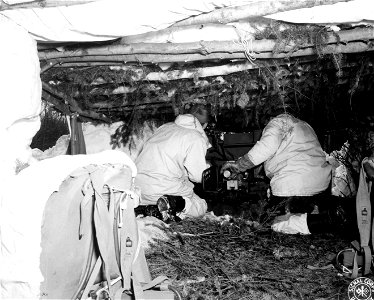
[
  {"xmin": 222, "ymin": 113, "xmax": 332, "ymax": 215},
  {"xmin": 135, "ymin": 104, "xmax": 210, "ymax": 221}
]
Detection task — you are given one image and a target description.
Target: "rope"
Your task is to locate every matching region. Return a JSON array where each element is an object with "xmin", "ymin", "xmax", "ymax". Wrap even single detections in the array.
[{"xmin": 234, "ymin": 38, "xmax": 257, "ymax": 63}]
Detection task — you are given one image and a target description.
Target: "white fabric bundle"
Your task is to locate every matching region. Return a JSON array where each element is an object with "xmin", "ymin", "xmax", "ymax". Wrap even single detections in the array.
[{"xmin": 271, "ymin": 213, "xmax": 311, "ymax": 235}]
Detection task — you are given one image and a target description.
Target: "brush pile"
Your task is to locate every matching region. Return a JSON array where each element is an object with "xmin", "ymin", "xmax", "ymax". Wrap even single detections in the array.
[{"xmin": 146, "ymin": 215, "xmax": 355, "ymax": 299}]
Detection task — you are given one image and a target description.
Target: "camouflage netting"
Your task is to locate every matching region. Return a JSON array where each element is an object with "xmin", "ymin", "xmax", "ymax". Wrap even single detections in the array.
[{"xmin": 37, "ymin": 50, "xmax": 374, "ymax": 181}]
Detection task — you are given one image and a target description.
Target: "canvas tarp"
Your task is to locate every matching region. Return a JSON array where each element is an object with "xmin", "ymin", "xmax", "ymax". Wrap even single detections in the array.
[
  {"xmin": 1, "ymin": 0, "xmax": 373, "ymax": 44},
  {"xmin": 0, "ymin": 15, "xmax": 41, "ymax": 181},
  {"xmin": 266, "ymin": 0, "xmax": 374, "ymax": 25},
  {"xmin": 0, "ymin": 0, "xmax": 253, "ymax": 42}
]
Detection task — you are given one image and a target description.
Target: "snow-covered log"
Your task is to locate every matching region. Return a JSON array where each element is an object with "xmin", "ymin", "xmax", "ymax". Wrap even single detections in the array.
[
  {"xmin": 0, "ymin": 0, "xmax": 99, "ymax": 11},
  {"xmin": 172, "ymin": 0, "xmax": 354, "ymax": 26},
  {"xmin": 39, "ymin": 40, "xmax": 374, "ymax": 65},
  {"xmin": 38, "ymin": 27, "xmax": 374, "ymax": 61}
]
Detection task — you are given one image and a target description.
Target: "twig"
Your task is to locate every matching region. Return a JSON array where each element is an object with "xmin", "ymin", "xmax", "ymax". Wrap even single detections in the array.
[{"xmin": 176, "ymin": 231, "xmax": 215, "ymax": 237}]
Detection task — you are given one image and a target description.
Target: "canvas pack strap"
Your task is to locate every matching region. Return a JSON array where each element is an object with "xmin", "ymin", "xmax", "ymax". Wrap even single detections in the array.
[
  {"xmin": 141, "ymin": 275, "xmax": 169, "ymax": 291},
  {"xmin": 118, "ymin": 184, "xmax": 163, "ymax": 300},
  {"xmin": 79, "ymin": 177, "xmax": 94, "ymax": 239},
  {"xmin": 119, "ymin": 191, "xmax": 142, "ymax": 292},
  {"xmin": 89, "ymin": 167, "xmax": 115, "ymax": 296},
  {"xmin": 351, "ymin": 251, "xmax": 359, "ymax": 278},
  {"xmin": 100, "ymin": 167, "xmax": 152, "ymax": 300},
  {"xmin": 362, "ymin": 246, "xmax": 372, "ymax": 276},
  {"xmin": 80, "ymin": 256, "xmax": 103, "ymax": 300},
  {"xmin": 71, "ymin": 177, "xmax": 98, "ymax": 300},
  {"xmin": 76, "ymin": 165, "xmax": 154, "ymax": 300},
  {"xmin": 356, "ymin": 159, "xmax": 373, "ymax": 276},
  {"xmin": 113, "ymin": 275, "xmax": 170, "ymax": 300}
]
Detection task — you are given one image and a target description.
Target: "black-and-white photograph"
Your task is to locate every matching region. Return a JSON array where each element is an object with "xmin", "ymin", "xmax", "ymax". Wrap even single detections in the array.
[{"xmin": 1, "ymin": 0, "xmax": 374, "ymax": 299}]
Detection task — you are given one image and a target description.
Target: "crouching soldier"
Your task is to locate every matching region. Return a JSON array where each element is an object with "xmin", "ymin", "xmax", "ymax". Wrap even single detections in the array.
[
  {"xmin": 134, "ymin": 104, "xmax": 210, "ymax": 222},
  {"xmin": 222, "ymin": 113, "xmax": 332, "ymax": 215}
]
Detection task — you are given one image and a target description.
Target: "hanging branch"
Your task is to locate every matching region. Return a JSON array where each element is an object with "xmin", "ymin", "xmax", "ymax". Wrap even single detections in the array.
[
  {"xmin": 348, "ymin": 58, "xmax": 366, "ymax": 108},
  {"xmin": 42, "ymin": 82, "xmax": 111, "ymax": 122},
  {"xmin": 172, "ymin": 0, "xmax": 354, "ymax": 27}
]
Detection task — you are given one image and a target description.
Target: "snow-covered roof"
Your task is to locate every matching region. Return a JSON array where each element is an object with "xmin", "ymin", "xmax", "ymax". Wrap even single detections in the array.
[{"xmin": 0, "ymin": 0, "xmax": 373, "ymax": 43}]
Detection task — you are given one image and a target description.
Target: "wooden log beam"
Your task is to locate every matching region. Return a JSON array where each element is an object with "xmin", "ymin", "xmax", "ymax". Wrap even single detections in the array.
[
  {"xmin": 121, "ymin": 23, "xmax": 245, "ymax": 44},
  {"xmin": 41, "ymin": 90, "xmax": 70, "ymax": 115},
  {"xmin": 93, "ymin": 100, "xmax": 168, "ymax": 109},
  {"xmin": 38, "ymin": 27, "xmax": 374, "ymax": 61},
  {"xmin": 94, "ymin": 97, "xmax": 215, "ymax": 112},
  {"xmin": 38, "ymin": 41, "xmax": 374, "ymax": 64},
  {"xmin": 144, "ymin": 62, "xmax": 258, "ymax": 81},
  {"xmin": 90, "ymin": 63, "xmax": 258, "ymax": 85},
  {"xmin": 42, "ymin": 82, "xmax": 111, "ymax": 122},
  {"xmin": 121, "ymin": 23, "xmax": 369, "ymax": 45},
  {"xmin": 40, "ymin": 61, "xmax": 59, "ymax": 74},
  {"xmin": 144, "ymin": 57, "xmax": 319, "ymax": 81},
  {"xmin": 172, "ymin": 0, "xmax": 354, "ymax": 27},
  {"xmin": 99, "ymin": 103, "xmax": 172, "ymax": 113},
  {"xmin": 50, "ymin": 62, "xmax": 127, "ymax": 68},
  {"xmin": 120, "ymin": 60, "xmax": 374, "ymax": 86},
  {"xmin": 0, "ymin": 0, "xmax": 99, "ymax": 11},
  {"xmin": 77, "ymin": 59, "xmax": 372, "ymax": 99},
  {"xmin": 41, "ymin": 94, "xmax": 105, "ymax": 123},
  {"xmin": 79, "ymin": 59, "xmax": 317, "ymax": 96}
]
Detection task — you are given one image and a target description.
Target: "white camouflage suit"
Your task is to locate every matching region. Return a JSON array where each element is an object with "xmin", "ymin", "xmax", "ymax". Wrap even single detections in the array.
[
  {"xmin": 135, "ymin": 114, "xmax": 210, "ymax": 218},
  {"xmin": 247, "ymin": 114, "xmax": 332, "ymax": 196}
]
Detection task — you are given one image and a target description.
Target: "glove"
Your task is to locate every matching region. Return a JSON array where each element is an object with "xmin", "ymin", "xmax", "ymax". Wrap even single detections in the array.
[
  {"xmin": 236, "ymin": 154, "xmax": 255, "ymax": 171},
  {"xmin": 221, "ymin": 155, "xmax": 255, "ymax": 174},
  {"xmin": 221, "ymin": 161, "xmax": 241, "ymax": 176}
]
